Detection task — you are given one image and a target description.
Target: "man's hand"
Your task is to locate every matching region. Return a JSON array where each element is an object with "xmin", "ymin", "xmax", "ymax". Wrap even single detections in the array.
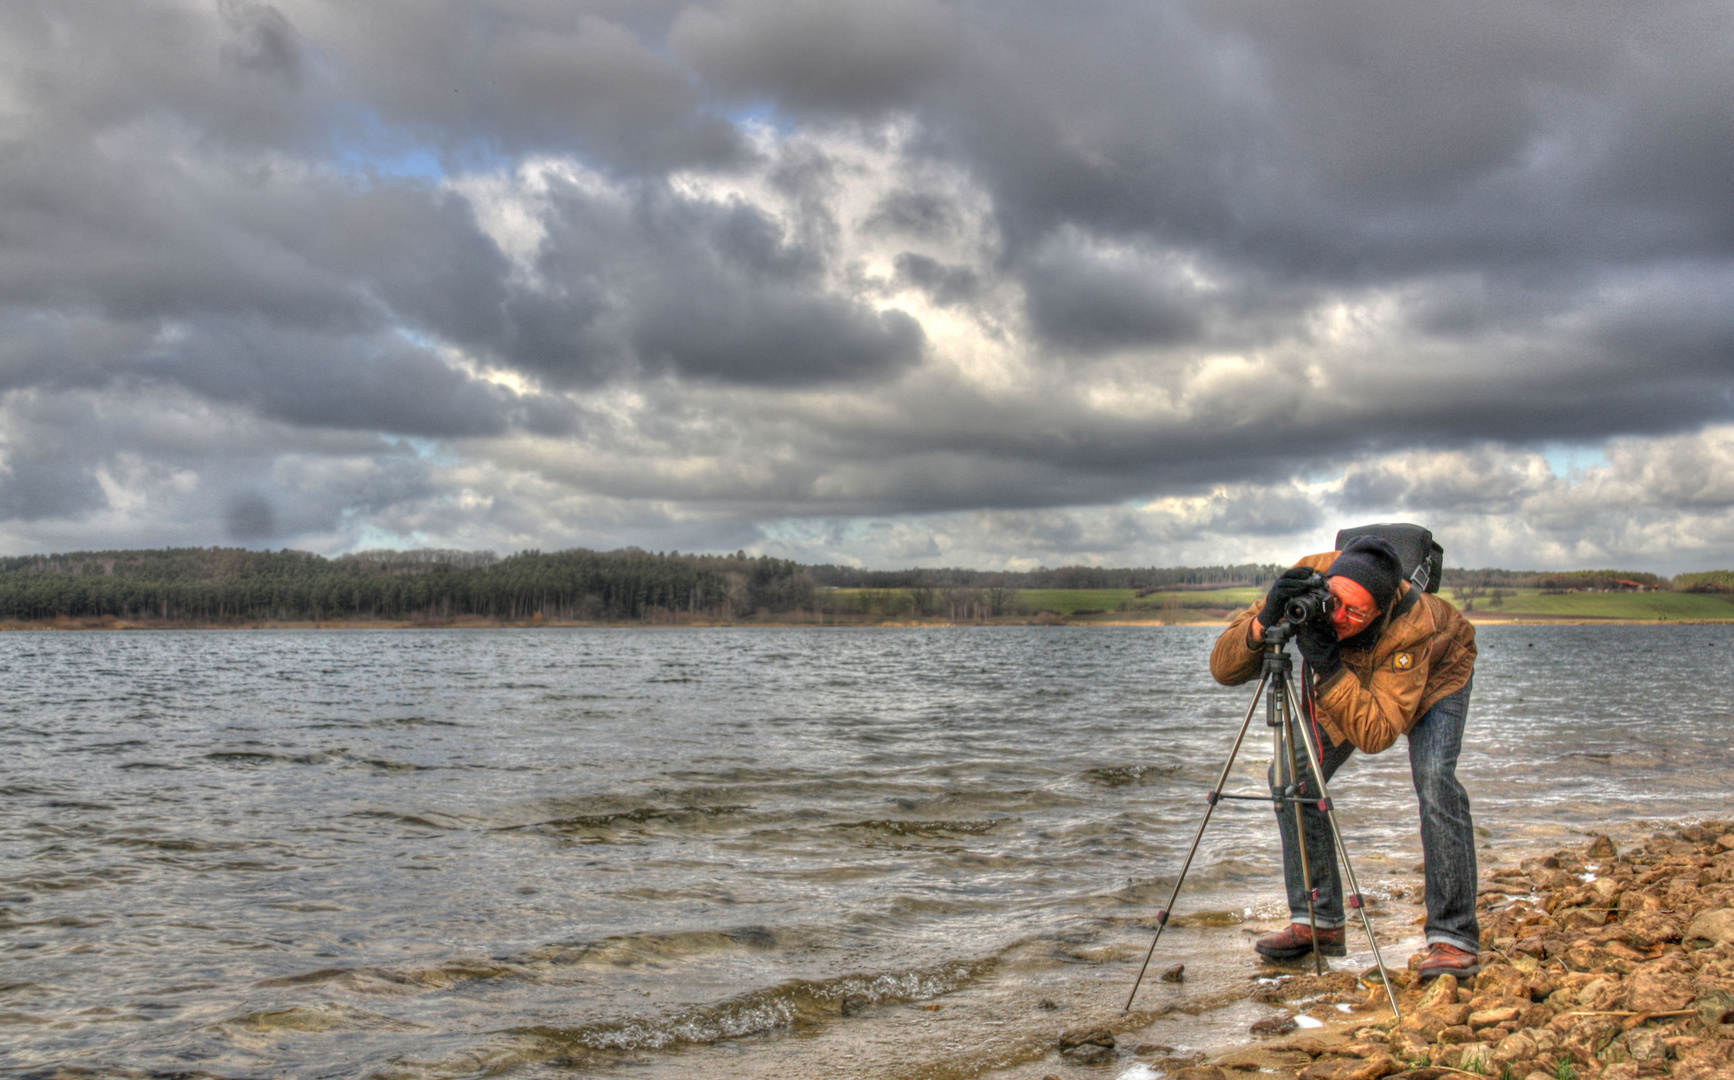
[
  {"xmin": 1296, "ymin": 620, "xmax": 1342, "ymax": 678},
  {"xmin": 1257, "ymin": 567, "xmax": 1317, "ymax": 627}
]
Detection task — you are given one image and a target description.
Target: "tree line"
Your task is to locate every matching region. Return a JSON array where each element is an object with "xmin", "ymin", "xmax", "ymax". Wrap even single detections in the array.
[
  {"xmin": 0, "ymin": 546, "xmax": 1724, "ymax": 624},
  {"xmin": 0, "ymin": 547, "xmax": 797, "ymax": 623}
]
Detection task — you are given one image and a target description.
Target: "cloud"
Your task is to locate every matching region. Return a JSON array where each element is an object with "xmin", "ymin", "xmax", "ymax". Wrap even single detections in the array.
[{"xmin": 0, "ymin": 0, "xmax": 1730, "ymax": 572}]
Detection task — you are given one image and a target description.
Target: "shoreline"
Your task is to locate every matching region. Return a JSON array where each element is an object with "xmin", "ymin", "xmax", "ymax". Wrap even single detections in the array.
[
  {"xmin": 3, "ymin": 616, "xmax": 1732, "ymax": 631},
  {"xmin": 1093, "ymin": 819, "xmax": 1734, "ymax": 1080}
]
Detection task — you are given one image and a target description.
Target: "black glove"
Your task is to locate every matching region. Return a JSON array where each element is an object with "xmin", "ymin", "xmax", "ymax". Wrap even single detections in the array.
[
  {"xmin": 1296, "ymin": 621, "xmax": 1342, "ymax": 679},
  {"xmin": 1257, "ymin": 567, "xmax": 1316, "ymax": 627}
]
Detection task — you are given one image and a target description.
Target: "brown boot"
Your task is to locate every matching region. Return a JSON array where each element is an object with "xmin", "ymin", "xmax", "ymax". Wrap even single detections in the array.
[
  {"xmin": 1415, "ymin": 942, "xmax": 1480, "ymax": 980},
  {"xmin": 1254, "ymin": 922, "xmax": 1346, "ymax": 960}
]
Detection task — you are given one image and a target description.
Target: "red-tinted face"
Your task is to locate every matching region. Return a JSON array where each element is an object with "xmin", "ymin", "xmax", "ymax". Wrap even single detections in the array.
[{"xmin": 1328, "ymin": 576, "xmax": 1379, "ymax": 639}]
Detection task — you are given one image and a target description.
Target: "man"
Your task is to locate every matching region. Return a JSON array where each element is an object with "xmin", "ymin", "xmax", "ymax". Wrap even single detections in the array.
[{"xmin": 1210, "ymin": 535, "xmax": 1480, "ymax": 980}]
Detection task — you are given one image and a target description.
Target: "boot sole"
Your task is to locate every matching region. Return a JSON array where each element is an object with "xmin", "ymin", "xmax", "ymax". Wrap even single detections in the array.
[{"xmin": 1417, "ymin": 963, "xmax": 1479, "ymax": 981}]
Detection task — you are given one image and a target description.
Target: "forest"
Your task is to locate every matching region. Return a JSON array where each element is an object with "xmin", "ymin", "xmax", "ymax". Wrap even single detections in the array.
[{"xmin": 0, "ymin": 546, "xmax": 1724, "ymax": 625}]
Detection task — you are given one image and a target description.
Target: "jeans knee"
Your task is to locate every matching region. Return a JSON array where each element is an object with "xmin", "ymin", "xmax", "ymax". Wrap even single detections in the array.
[{"xmin": 1413, "ymin": 767, "xmax": 1464, "ymax": 808}]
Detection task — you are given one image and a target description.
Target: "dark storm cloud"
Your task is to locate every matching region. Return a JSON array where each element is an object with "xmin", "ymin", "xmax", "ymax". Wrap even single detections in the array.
[
  {"xmin": 2, "ymin": 0, "xmax": 1732, "ymax": 563},
  {"xmin": 893, "ymin": 253, "xmax": 980, "ymax": 306},
  {"xmin": 1020, "ymin": 241, "xmax": 1203, "ymax": 351},
  {"xmin": 319, "ymin": 1, "xmax": 749, "ymax": 171},
  {"xmin": 223, "ymin": 492, "xmax": 279, "ymax": 542},
  {"xmin": 671, "ymin": 0, "xmax": 962, "ymax": 114},
  {"xmin": 483, "ymin": 171, "xmax": 926, "ymax": 384}
]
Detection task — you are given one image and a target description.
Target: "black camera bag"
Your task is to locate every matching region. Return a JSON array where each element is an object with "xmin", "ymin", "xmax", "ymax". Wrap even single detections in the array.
[{"xmin": 1333, "ymin": 522, "xmax": 1443, "ymax": 594}]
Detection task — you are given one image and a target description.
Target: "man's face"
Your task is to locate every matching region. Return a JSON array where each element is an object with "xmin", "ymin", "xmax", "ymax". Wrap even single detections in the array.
[{"xmin": 1327, "ymin": 576, "xmax": 1379, "ymax": 639}]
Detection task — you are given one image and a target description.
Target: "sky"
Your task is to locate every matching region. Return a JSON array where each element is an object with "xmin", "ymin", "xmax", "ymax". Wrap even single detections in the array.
[{"xmin": 1, "ymin": 1, "xmax": 1731, "ymax": 574}]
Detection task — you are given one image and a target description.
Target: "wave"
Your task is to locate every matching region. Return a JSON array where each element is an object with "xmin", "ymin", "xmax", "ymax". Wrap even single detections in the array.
[
  {"xmin": 519, "ymin": 924, "xmax": 810, "ymax": 968},
  {"xmin": 204, "ymin": 750, "xmax": 336, "ymax": 766},
  {"xmin": 508, "ymin": 957, "xmax": 995, "ymax": 1056},
  {"xmin": 1080, "ymin": 763, "xmax": 1182, "ymax": 787},
  {"xmin": 497, "ymin": 804, "xmax": 753, "ymax": 835},
  {"xmin": 830, "ymin": 817, "xmax": 1008, "ymax": 838}
]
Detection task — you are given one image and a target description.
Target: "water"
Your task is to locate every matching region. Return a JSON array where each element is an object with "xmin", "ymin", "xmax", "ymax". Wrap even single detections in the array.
[{"xmin": 2, "ymin": 625, "xmax": 1730, "ymax": 1078}]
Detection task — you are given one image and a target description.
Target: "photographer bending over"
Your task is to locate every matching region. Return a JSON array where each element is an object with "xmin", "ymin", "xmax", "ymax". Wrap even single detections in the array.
[{"xmin": 1210, "ymin": 536, "xmax": 1479, "ymax": 981}]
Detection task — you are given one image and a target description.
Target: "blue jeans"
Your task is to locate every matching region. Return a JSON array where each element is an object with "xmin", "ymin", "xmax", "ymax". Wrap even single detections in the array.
[{"xmin": 1268, "ymin": 681, "xmax": 1479, "ymax": 953}]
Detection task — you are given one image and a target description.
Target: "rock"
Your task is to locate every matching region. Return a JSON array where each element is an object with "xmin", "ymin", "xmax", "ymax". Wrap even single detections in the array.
[
  {"xmin": 1437, "ymin": 1004, "xmax": 1475, "ymax": 1027},
  {"xmin": 1468, "ymin": 1005, "xmax": 1521, "ymax": 1029},
  {"xmin": 1299, "ymin": 1056, "xmax": 1398, "ymax": 1080},
  {"xmin": 1625, "ymin": 1026, "xmax": 1668, "ymax": 1062},
  {"xmin": 1218, "ymin": 1048, "xmax": 1314, "ymax": 1071},
  {"xmin": 1491, "ymin": 1030, "xmax": 1538, "ymax": 1065},
  {"xmin": 1444, "ymin": 1043, "xmax": 1492, "ymax": 1072},
  {"xmin": 1619, "ymin": 910, "xmax": 1683, "ymax": 947},
  {"xmin": 1059, "ymin": 1026, "xmax": 1115, "ymax": 1064},
  {"xmin": 1687, "ymin": 909, "xmax": 1734, "ymax": 946},
  {"xmin": 1588, "ymin": 835, "xmax": 1618, "ymax": 860},
  {"xmin": 1627, "ymin": 968, "xmax": 1694, "ymax": 1012},
  {"xmin": 840, "ymin": 993, "xmax": 871, "ymax": 1016},
  {"xmin": 1474, "ymin": 965, "xmax": 1533, "ymax": 998},
  {"xmin": 1388, "ymin": 1031, "xmax": 1432, "ymax": 1062},
  {"xmin": 1435, "ymin": 1025, "xmax": 1477, "ymax": 1045},
  {"xmin": 1694, "ymin": 989, "xmax": 1734, "ymax": 1027},
  {"xmin": 1398, "ymin": 1012, "xmax": 1447, "ymax": 1041},
  {"xmin": 1173, "ymin": 1067, "xmax": 1227, "ymax": 1080},
  {"xmin": 1160, "ymin": 963, "xmax": 1186, "ymax": 983},
  {"xmin": 1417, "ymin": 974, "xmax": 1459, "ymax": 1008},
  {"xmin": 1576, "ymin": 976, "xmax": 1623, "ymax": 1011},
  {"xmin": 1251, "ymin": 1013, "xmax": 1299, "ymax": 1036}
]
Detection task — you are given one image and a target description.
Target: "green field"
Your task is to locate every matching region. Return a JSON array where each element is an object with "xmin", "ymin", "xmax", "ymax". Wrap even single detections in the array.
[
  {"xmin": 1446, "ymin": 587, "xmax": 1734, "ymax": 622},
  {"xmin": 820, "ymin": 584, "xmax": 1734, "ymax": 623}
]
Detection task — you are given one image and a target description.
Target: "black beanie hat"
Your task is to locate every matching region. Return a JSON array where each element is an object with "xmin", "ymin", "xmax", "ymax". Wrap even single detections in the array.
[{"xmin": 1325, "ymin": 535, "xmax": 1404, "ymax": 610}]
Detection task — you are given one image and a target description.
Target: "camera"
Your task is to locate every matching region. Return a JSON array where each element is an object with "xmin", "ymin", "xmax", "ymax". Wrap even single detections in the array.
[{"xmin": 1281, "ymin": 573, "xmax": 1336, "ymax": 626}]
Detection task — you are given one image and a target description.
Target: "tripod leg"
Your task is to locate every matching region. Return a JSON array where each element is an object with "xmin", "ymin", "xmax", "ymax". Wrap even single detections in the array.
[
  {"xmin": 1280, "ymin": 678, "xmax": 1404, "ymax": 1021},
  {"xmin": 1276, "ymin": 682, "xmax": 1325, "ymax": 977},
  {"xmin": 1125, "ymin": 670, "xmax": 1271, "ymax": 1012}
]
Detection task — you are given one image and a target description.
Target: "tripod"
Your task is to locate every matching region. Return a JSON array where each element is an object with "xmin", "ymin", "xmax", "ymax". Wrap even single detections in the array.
[{"xmin": 1125, "ymin": 622, "xmax": 1402, "ymax": 1019}]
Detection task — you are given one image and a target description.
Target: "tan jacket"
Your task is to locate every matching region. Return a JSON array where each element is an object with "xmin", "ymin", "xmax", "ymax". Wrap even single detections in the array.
[{"xmin": 1210, "ymin": 551, "xmax": 1477, "ymax": 754}]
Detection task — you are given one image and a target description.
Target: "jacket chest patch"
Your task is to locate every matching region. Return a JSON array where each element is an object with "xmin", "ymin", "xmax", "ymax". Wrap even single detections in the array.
[{"xmin": 1392, "ymin": 652, "xmax": 1414, "ymax": 671}]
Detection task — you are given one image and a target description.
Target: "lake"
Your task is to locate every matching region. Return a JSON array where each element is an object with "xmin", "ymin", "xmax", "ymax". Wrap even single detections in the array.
[{"xmin": 2, "ymin": 625, "xmax": 1730, "ymax": 1078}]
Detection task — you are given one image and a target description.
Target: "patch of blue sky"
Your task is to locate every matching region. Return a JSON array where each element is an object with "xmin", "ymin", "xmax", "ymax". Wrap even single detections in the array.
[
  {"xmin": 329, "ymin": 107, "xmax": 515, "ymax": 184},
  {"xmin": 1540, "ymin": 441, "xmax": 1610, "ymax": 478},
  {"xmin": 337, "ymin": 142, "xmax": 446, "ymax": 182},
  {"xmin": 724, "ymin": 101, "xmax": 796, "ymax": 136},
  {"xmin": 403, "ymin": 438, "xmax": 460, "ymax": 468},
  {"xmin": 351, "ymin": 520, "xmax": 433, "ymax": 553},
  {"xmin": 395, "ymin": 326, "xmax": 438, "ymax": 350}
]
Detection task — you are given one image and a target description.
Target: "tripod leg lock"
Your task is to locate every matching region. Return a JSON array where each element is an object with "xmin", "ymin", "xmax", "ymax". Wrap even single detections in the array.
[
  {"xmin": 1316, "ymin": 797, "xmax": 1332, "ymax": 812},
  {"xmin": 1155, "ymin": 908, "xmax": 1170, "ymax": 926},
  {"xmin": 1206, "ymin": 791, "xmax": 1219, "ymax": 805},
  {"xmin": 1347, "ymin": 894, "xmax": 1363, "ymax": 910}
]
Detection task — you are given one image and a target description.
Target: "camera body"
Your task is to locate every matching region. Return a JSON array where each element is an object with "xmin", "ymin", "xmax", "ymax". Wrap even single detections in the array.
[{"xmin": 1281, "ymin": 572, "xmax": 1337, "ymax": 627}]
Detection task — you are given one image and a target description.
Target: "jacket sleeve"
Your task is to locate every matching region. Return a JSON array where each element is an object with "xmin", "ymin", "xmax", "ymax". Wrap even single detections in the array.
[
  {"xmin": 1311, "ymin": 662, "xmax": 1427, "ymax": 754},
  {"xmin": 1210, "ymin": 603, "xmax": 1266, "ymax": 686}
]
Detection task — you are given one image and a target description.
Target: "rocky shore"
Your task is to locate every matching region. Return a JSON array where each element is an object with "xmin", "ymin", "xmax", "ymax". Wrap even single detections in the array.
[{"xmin": 1070, "ymin": 822, "xmax": 1734, "ymax": 1080}]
